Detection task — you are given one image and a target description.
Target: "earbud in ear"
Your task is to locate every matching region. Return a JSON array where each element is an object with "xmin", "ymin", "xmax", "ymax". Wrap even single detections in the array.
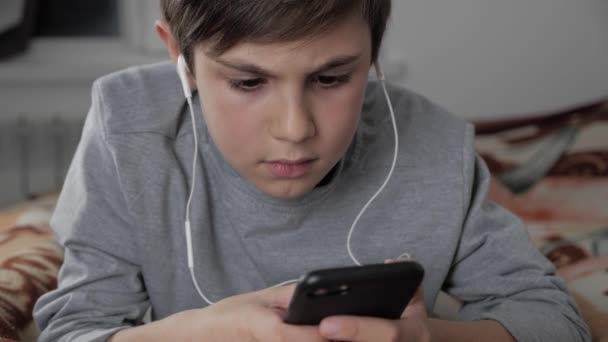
[
  {"xmin": 374, "ymin": 62, "xmax": 385, "ymax": 81},
  {"xmin": 177, "ymin": 54, "xmax": 192, "ymax": 99}
]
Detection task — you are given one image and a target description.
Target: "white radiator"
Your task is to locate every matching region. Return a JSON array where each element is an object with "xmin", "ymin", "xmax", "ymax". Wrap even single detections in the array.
[{"xmin": 0, "ymin": 115, "xmax": 84, "ymax": 208}]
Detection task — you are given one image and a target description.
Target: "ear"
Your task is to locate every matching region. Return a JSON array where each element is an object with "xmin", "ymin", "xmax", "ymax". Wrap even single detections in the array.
[
  {"xmin": 155, "ymin": 20, "xmax": 180, "ymax": 64},
  {"xmin": 156, "ymin": 20, "xmax": 197, "ymax": 89}
]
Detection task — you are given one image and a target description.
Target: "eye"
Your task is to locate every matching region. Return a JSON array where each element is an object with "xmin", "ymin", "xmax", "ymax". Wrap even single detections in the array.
[
  {"xmin": 314, "ymin": 74, "xmax": 351, "ymax": 88},
  {"xmin": 229, "ymin": 78, "xmax": 266, "ymax": 92}
]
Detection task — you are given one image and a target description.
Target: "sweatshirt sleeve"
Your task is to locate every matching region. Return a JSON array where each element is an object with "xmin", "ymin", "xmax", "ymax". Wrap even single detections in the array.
[
  {"xmin": 443, "ymin": 125, "xmax": 591, "ymax": 342},
  {"xmin": 33, "ymin": 80, "xmax": 149, "ymax": 342}
]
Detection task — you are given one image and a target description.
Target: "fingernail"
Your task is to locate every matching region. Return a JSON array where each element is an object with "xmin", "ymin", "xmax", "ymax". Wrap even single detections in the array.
[{"xmin": 320, "ymin": 320, "xmax": 339, "ymax": 337}]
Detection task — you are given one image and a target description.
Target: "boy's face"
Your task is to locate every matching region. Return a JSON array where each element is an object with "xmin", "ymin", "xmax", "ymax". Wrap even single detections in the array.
[{"xmin": 193, "ymin": 14, "xmax": 372, "ymax": 199}]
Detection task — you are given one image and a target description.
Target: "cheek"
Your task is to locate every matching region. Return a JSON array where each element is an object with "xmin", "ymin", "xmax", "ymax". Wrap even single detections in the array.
[
  {"xmin": 199, "ymin": 88, "xmax": 264, "ymax": 159},
  {"xmin": 315, "ymin": 85, "xmax": 366, "ymax": 151}
]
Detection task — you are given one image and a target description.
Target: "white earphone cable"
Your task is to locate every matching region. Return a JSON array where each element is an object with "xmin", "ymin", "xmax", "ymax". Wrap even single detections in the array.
[
  {"xmin": 184, "ymin": 95, "xmax": 216, "ymax": 305},
  {"xmin": 346, "ymin": 71, "xmax": 399, "ymax": 266}
]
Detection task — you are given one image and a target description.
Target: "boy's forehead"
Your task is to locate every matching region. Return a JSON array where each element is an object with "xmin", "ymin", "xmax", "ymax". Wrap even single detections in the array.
[{"xmin": 198, "ymin": 13, "xmax": 371, "ymax": 65}]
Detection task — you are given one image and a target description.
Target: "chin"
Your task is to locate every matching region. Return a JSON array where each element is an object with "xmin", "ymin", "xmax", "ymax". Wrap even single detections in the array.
[{"xmin": 261, "ymin": 180, "xmax": 317, "ymax": 200}]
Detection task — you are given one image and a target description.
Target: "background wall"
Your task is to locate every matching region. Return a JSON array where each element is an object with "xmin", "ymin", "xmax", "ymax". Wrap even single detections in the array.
[{"xmin": 381, "ymin": 0, "xmax": 608, "ymax": 119}]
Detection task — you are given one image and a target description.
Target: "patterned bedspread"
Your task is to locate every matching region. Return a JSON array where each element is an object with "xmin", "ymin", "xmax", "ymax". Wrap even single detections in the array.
[
  {"xmin": 0, "ymin": 196, "xmax": 62, "ymax": 342},
  {"xmin": 476, "ymin": 98, "xmax": 608, "ymax": 341}
]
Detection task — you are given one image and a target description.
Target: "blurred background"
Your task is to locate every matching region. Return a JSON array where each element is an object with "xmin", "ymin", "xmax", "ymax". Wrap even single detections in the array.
[{"xmin": 0, "ymin": 0, "xmax": 607, "ymax": 208}]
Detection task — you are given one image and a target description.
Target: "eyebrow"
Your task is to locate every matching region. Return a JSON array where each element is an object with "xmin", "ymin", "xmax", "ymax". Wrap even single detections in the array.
[{"xmin": 212, "ymin": 54, "xmax": 362, "ymax": 78}]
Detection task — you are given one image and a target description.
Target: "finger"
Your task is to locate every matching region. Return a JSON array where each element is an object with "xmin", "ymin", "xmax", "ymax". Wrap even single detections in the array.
[
  {"xmin": 278, "ymin": 323, "xmax": 330, "ymax": 342},
  {"xmin": 384, "ymin": 257, "xmax": 415, "ymax": 263},
  {"xmin": 257, "ymin": 284, "xmax": 297, "ymax": 308},
  {"xmin": 319, "ymin": 316, "xmax": 401, "ymax": 342},
  {"xmin": 402, "ymin": 285, "xmax": 427, "ymax": 318},
  {"xmin": 381, "ymin": 259, "xmax": 427, "ymax": 319},
  {"xmin": 254, "ymin": 310, "xmax": 329, "ymax": 342}
]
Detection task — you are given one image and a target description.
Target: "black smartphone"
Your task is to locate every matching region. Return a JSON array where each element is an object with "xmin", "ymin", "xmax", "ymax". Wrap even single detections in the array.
[{"xmin": 284, "ymin": 261, "xmax": 424, "ymax": 325}]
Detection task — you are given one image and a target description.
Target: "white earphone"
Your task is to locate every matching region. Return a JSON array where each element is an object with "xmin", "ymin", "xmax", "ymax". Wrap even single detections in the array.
[
  {"xmin": 177, "ymin": 54, "xmax": 406, "ymax": 305},
  {"xmin": 177, "ymin": 55, "xmax": 193, "ymax": 99}
]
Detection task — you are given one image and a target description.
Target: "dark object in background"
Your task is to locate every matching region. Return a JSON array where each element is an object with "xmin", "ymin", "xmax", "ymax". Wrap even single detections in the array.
[
  {"xmin": 34, "ymin": 0, "xmax": 119, "ymax": 37},
  {"xmin": 0, "ymin": 0, "xmax": 119, "ymax": 60},
  {"xmin": 0, "ymin": 0, "xmax": 38, "ymax": 60}
]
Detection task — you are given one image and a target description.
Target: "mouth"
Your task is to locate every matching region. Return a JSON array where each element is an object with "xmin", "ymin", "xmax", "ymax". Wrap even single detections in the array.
[{"xmin": 265, "ymin": 158, "xmax": 317, "ymax": 178}]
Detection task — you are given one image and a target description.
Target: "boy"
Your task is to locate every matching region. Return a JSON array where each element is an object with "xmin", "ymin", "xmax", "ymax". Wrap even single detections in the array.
[{"xmin": 34, "ymin": 1, "xmax": 590, "ymax": 341}]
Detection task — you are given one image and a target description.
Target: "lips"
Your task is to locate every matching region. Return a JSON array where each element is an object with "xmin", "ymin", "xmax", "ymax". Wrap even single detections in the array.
[{"xmin": 266, "ymin": 158, "xmax": 316, "ymax": 178}]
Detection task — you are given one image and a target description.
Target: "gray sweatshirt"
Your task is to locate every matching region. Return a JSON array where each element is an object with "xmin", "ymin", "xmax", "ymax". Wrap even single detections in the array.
[{"xmin": 34, "ymin": 62, "xmax": 590, "ymax": 342}]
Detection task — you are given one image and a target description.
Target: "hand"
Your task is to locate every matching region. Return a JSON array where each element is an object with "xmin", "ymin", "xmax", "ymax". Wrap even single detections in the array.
[
  {"xmin": 318, "ymin": 259, "xmax": 431, "ymax": 342},
  {"xmin": 170, "ymin": 284, "xmax": 329, "ymax": 342}
]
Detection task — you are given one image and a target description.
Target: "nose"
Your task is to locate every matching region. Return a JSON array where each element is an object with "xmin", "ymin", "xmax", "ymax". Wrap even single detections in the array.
[{"xmin": 270, "ymin": 92, "xmax": 316, "ymax": 143}]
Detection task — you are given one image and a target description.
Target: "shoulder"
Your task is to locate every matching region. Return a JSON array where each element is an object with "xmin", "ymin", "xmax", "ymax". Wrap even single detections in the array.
[
  {"xmin": 364, "ymin": 81, "xmax": 471, "ymax": 138},
  {"xmin": 81, "ymin": 62, "xmax": 191, "ymax": 206},
  {"xmin": 92, "ymin": 61, "xmax": 186, "ymax": 139},
  {"xmin": 360, "ymin": 82, "xmax": 474, "ymax": 171}
]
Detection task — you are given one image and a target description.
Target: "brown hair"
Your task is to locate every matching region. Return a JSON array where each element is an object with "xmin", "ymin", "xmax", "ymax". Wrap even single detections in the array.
[{"xmin": 161, "ymin": 0, "xmax": 391, "ymax": 70}]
